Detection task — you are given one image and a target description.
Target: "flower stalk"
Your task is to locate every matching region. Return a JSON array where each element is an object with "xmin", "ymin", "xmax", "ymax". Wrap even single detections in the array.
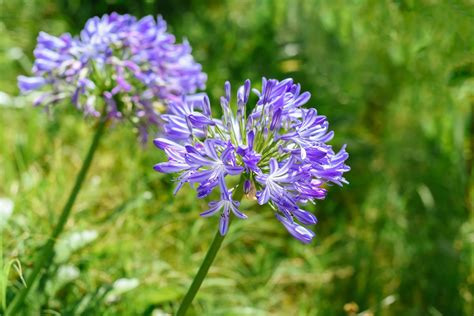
[
  {"xmin": 6, "ymin": 118, "xmax": 107, "ymax": 315},
  {"xmin": 176, "ymin": 178, "xmax": 245, "ymax": 316}
]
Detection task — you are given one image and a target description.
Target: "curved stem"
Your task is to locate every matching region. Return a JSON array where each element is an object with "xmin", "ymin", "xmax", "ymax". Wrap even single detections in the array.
[
  {"xmin": 176, "ymin": 178, "xmax": 245, "ymax": 316},
  {"xmin": 6, "ymin": 118, "xmax": 107, "ymax": 315}
]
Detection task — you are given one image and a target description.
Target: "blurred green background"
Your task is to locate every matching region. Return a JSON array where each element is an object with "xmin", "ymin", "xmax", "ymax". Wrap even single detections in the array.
[{"xmin": 0, "ymin": 0, "xmax": 473, "ymax": 315}]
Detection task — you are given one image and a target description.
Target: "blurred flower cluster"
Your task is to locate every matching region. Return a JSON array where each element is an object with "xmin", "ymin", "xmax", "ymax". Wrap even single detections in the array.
[
  {"xmin": 18, "ymin": 13, "xmax": 207, "ymax": 142},
  {"xmin": 154, "ymin": 78, "xmax": 349, "ymax": 243}
]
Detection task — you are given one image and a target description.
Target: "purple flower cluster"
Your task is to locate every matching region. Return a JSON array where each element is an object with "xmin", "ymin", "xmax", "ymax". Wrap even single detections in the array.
[
  {"xmin": 18, "ymin": 13, "xmax": 206, "ymax": 142},
  {"xmin": 154, "ymin": 78, "xmax": 349, "ymax": 243}
]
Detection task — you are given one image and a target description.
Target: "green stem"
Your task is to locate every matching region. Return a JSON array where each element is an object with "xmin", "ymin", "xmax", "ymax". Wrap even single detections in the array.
[
  {"xmin": 6, "ymin": 118, "xmax": 107, "ymax": 315},
  {"xmin": 176, "ymin": 224, "xmax": 226, "ymax": 316},
  {"xmin": 176, "ymin": 178, "xmax": 245, "ymax": 316}
]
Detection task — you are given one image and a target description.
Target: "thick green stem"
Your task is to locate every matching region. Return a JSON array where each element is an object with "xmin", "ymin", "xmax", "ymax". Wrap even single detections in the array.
[
  {"xmin": 176, "ymin": 178, "xmax": 245, "ymax": 316},
  {"xmin": 6, "ymin": 118, "xmax": 107, "ymax": 315}
]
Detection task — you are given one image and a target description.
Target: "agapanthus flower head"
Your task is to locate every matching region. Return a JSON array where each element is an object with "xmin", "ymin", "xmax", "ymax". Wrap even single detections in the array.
[
  {"xmin": 18, "ymin": 12, "xmax": 207, "ymax": 142},
  {"xmin": 154, "ymin": 78, "xmax": 349, "ymax": 243}
]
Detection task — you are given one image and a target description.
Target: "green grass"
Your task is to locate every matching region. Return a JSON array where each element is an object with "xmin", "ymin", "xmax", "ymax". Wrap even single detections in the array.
[{"xmin": 0, "ymin": 0, "xmax": 473, "ymax": 315}]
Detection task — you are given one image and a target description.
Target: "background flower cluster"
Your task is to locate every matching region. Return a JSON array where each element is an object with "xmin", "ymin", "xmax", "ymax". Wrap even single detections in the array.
[{"xmin": 18, "ymin": 13, "xmax": 206, "ymax": 142}]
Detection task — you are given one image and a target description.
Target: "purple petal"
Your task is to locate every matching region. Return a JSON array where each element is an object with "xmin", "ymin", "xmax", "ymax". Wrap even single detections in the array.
[
  {"xmin": 293, "ymin": 91, "xmax": 311, "ymax": 107},
  {"xmin": 189, "ymin": 113, "xmax": 215, "ymax": 127},
  {"xmin": 224, "ymin": 81, "xmax": 231, "ymax": 102},
  {"xmin": 225, "ymin": 165, "xmax": 244, "ymax": 175},
  {"xmin": 257, "ymin": 187, "xmax": 271, "ymax": 205},
  {"xmin": 18, "ymin": 76, "xmax": 46, "ymax": 92},
  {"xmin": 200, "ymin": 201, "xmax": 223, "ymax": 217},
  {"xmin": 292, "ymin": 208, "xmax": 318, "ymax": 225},
  {"xmin": 219, "ymin": 213, "xmax": 230, "ymax": 235},
  {"xmin": 276, "ymin": 214, "xmax": 315, "ymax": 243},
  {"xmin": 243, "ymin": 180, "xmax": 251, "ymax": 194},
  {"xmin": 153, "ymin": 162, "xmax": 188, "ymax": 173}
]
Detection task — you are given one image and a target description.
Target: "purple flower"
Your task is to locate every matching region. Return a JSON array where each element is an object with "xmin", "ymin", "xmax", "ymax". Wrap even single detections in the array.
[
  {"xmin": 18, "ymin": 13, "xmax": 207, "ymax": 143},
  {"xmin": 275, "ymin": 214, "xmax": 315, "ymax": 244},
  {"xmin": 185, "ymin": 140, "xmax": 244, "ymax": 198},
  {"xmin": 154, "ymin": 78, "xmax": 350, "ymax": 243},
  {"xmin": 160, "ymin": 93, "xmax": 212, "ymax": 141},
  {"xmin": 255, "ymin": 158, "xmax": 298, "ymax": 205},
  {"xmin": 201, "ymin": 192, "xmax": 247, "ymax": 235}
]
